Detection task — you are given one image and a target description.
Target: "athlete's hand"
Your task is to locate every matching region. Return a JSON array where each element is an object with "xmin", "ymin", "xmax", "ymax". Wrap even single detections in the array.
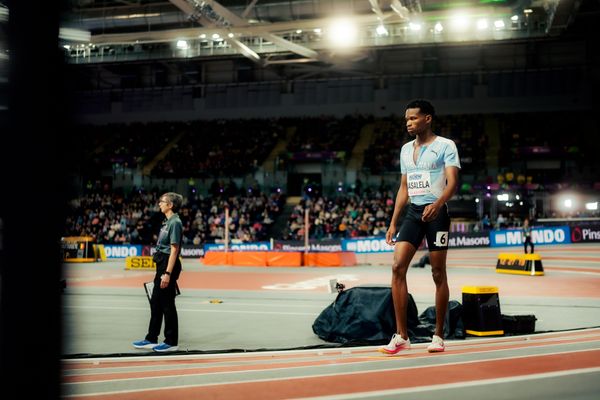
[
  {"xmin": 386, "ymin": 226, "xmax": 397, "ymax": 245},
  {"xmin": 422, "ymin": 202, "xmax": 442, "ymax": 222}
]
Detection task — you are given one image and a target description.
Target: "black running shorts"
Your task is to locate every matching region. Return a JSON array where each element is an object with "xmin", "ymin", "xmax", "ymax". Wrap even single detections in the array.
[{"xmin": 394, "ymin": 203, "xmax": 450, "ymax": 251}]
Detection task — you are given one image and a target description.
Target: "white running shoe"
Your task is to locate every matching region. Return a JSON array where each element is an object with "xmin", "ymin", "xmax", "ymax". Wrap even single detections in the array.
[
  {"xmin": 378, "ymin": 334, "xmax": 411, "ymax": 355},
  {"xmin": 427, "ymin": 335, "xmax": 445, "ymax": 353}
]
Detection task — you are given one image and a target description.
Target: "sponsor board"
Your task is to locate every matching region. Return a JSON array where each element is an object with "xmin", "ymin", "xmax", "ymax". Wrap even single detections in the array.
[
  {"xmin": 145, "ymin": 245, "xmax": 203, "ymax": 258},
  {"xmin": 448, "ymin": 232, "xmax": 490, "ymax": 248},
  {"xmin": 272, "ymin": 240, "xmax": 342, "ymax": 252},
  {"xmin": 342, "ymin": 238, "xmax": 394, "ymax": 253},
  {"xmin": 180, "ymin": 245, "xmax": 204, "ymax": 258},
  {"xmin": 103, "ymin": 245, "xmax": 143, "ymax": 258},
  {"xmin": 570, "ymin": 224, "xmax": 600, "ymax": 243},
  {"xmin": 343, "ymin": 232, "xmax": 489, "ymax": 253},
  {"xmin": 490, "ymin": 226, "xmax": 570, "ymax": 247},
  {"xmin": 204, "ymin": 242, "xmax": 270, "ymax": 252},
  {"xmin": 125, "ymin": 256, "xmax": 156, "ymax": 270}
]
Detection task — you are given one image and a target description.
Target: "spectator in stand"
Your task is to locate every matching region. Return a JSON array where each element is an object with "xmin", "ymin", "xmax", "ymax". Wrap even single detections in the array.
[
  {"xmin": 481, "ymin": 214, "xmax": 491, "ymax": 230},
  {"xmin": 496, "ymin": 213, "xmax": 506, "ymax": 229}
]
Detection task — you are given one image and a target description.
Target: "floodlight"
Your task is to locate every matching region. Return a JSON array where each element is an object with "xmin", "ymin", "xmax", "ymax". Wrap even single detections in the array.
[
  {"xmin": 476, "ymin": 18, "xmax": 489, "ymax": 30},
  {"xmin": 451, "ymin": 14, "xmax": 470, "ymax": 31},
  {"xmin": 409, "ymin": 22, "xmax": 422, "ymax": 31},
  {"xmin": 497, "ymin": 194, "xmax": 509, "ymax": 201},
  {"xmin": 59, "ymin": 27, "xmax": 91, "ymax": 43},
  {"xmin": 376, "ymin": 24, "xmax": 389, "ymax": 36},
  {"xmin": 176, "ymin": 40, "xmax": 189, "ymax": 49},
  {"xmin": 328, "ymin": 19, "xmax": 358, "ymax": 48},
  {"xmin": 586, "ymin": 202, "xmax": 598, "ymax": 211},
  {"xmin": 434, "ymin": 22, "xmax": 444, "ymax": 33}
]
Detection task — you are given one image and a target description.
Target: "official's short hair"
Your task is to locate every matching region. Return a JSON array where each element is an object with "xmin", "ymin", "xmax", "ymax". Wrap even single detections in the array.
[
  {"xmin": 406, "ymin": 99, "xmax": 436, "ymax": 118},
  {"xmin": 161, "ymin": 192, "xmax": 184, "ymax": 212}
]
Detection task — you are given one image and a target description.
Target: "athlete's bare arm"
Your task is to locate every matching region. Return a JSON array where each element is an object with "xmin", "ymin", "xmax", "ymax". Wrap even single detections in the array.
[
  {"xmin": 386, "ymin": 174, "xmax": 409, "ymax": 245},
  {"xmin": 422, "ymin": 166, "xmax": 459, "ymax": 222}
]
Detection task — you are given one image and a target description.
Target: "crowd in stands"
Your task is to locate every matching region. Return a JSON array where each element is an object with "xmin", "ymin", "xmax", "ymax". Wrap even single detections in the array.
[
  {"xmin": 66, "ymin": 112, "xmax": 598, "ymax": 245},
  {"xmin": 63, "ymin": 187, "xmax": 284, "ymax": 246},
  {"xmin": 72, "ymin": 122, "xmax": 179, "ymax": 175},
  {"xmin": 496, "ymin": 111, "xmax": 593, "ymax": 184},
  {"xmin": 152, "ymin": 119, "xmax": 283, "ymax": 178},
  {"xmin": 282, "ymin": 188, "xmax": 396, "ymax": 241},
  {"xmin": 64, "ymin": 187, "xmax": 399, "ymax": 246},
  {"xmin": 284, "ymin": 115, "xmax": 366, "ymax": 157},
  {"xmin": 75, "ymin": 112, "xmax": 597, "ymax": 189},
  {"xmin": 361, "ymin": 116, "xmax": 407, "ymax": 175}
]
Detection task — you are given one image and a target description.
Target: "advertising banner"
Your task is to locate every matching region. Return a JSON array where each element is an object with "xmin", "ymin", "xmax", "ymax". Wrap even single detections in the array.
[
  {"xmin": 103, "ymin": 245, "xmax": 144, "ymax": 258},
  {"xmin": 272, "ymin": 239, "xmax": 342, "ymax": 252},
  {"xmin": 203, "ymin": 242, "xmax": 271, "ymax": 252},
  {"xmin": 342, "ymin": 237, "xmax": 394, "ymax": 253},
  {"xmin": 180, "ymin": 245, "xmax": 205, "ymax": 258},
  {"xmin": 570, "ymin": 224, "xmax": 600, "ymax": 243},
  {"xmin": 490, "ymin": 226, "xmax": 571, "ymax": 247},
  {"xmin": 447, "ymin": 232, "xmax": 490, "ymax": 248}
]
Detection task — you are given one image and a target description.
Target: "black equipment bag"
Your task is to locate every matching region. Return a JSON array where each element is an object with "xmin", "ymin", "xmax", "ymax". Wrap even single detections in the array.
[{"xmin": 312, "ymin": 286, "xmax": 418, "ymax": 345}]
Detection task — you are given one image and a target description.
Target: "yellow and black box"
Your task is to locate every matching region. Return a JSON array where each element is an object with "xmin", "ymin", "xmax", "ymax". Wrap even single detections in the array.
[
  {"xmin": 496, "ymin": 253, "xmax": 544, "ymax": 276},
  {"xmin": 125, "ymin": 256, "xmax": 156, "ymax": 270},
  {"xmin": 462, "ymin": 286, "xmax": 504, "ymax": 336}
]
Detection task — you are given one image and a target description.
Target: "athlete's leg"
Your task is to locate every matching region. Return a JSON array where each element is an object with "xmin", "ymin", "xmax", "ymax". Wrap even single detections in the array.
[
  {"xmin": 429, "ymin": 250, "xmax": 449, "ymax": 337},
  {"xmin": 391, "ymin": 241, "xmax": 417, "ymax": 339}
]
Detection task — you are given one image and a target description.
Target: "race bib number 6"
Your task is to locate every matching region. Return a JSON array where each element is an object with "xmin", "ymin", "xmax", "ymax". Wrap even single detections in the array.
[{"xmin": 434, "ymin": 231, "xmax": 448, "ymax": 247}]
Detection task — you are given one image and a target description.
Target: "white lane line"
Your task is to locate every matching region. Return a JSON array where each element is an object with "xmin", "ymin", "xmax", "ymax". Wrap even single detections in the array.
[
  {"xmin": 295, "ymin": 367, "xmax": 600, "ymax": 399},
  {"xmin": 61, "ymin": 345, "xmax": 600, "ymax": 396},
  {"xmin": 63, "ymin": 334, "xmax": 600, "ymax": 378},
  {"xmin": 62, "ymin": 327, "xmax": 600, "ymax": 365},
  {"xmin": 63, "ymin": 305, "xmax": 316, "ymax": 316},
  {"xmin": 64, "ymin": 298, "xmax": 328, "ymax": 308}
]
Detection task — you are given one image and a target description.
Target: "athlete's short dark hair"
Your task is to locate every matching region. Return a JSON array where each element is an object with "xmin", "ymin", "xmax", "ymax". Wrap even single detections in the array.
[{"xmin": 406, "ymin": 99, "xmax": 436, "ymax": 118}]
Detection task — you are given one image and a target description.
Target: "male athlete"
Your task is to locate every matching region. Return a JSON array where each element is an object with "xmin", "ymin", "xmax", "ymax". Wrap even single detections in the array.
[{"xmin": 379, "ymin": 99, "xmax": 460, "ymax": 354}]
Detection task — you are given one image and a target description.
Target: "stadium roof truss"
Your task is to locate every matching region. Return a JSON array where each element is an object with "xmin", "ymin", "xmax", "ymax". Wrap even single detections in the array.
[{"xmin": 61, "ymin": 0, "xmax": 580, "ymax": 67}]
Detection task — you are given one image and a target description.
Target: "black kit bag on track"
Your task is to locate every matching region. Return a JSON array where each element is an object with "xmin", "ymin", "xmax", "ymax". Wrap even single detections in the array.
[{"xmin": 312, "ymin": 286, "xmax": 419, "ymax": 345}]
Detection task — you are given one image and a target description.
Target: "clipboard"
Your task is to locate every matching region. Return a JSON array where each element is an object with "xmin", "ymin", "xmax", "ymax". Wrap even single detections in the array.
[
  {"xmin": 143, "ymin": 281, "xmax": 154, "ymax": 303},
  {"xmin": 144, "ymin": 281, "xmax": 181, "ymax": 303}
]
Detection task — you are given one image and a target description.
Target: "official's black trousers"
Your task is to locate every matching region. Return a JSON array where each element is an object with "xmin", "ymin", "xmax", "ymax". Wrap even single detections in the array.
[
  {"xmin": 145, "ymin": 252, "xmax": 180, "ymax": 345},
  {"xmin": 523, "ymin": 237, "xmax": 534, "ymax": 254}
]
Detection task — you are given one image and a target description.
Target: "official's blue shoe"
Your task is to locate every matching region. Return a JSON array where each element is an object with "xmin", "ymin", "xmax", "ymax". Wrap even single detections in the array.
[
  {"xmin": 153, "ymin": 342, "xmax": 179, "ymax": 352},
  {"xmin": 132, "ymin": 339, "xmax": 157, "ymax": 349}
]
